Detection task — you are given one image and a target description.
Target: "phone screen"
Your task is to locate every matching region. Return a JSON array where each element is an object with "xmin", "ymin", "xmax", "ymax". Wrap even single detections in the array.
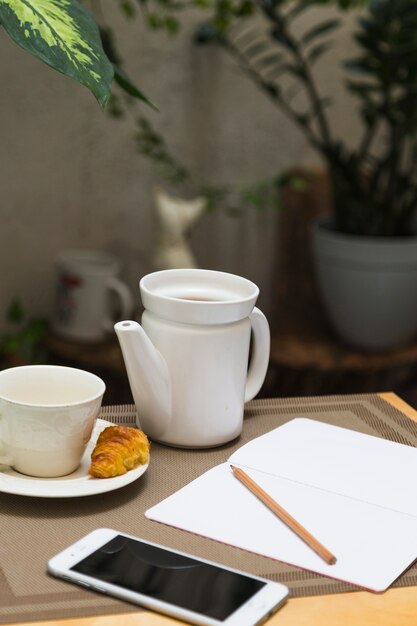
[{"xmin": 71, "ymin": 535, "xmax": 265, "ymax": 621}]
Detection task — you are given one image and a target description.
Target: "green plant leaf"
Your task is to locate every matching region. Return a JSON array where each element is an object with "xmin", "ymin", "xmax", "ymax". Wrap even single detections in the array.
[
  {"xmin": 119, "ymin": 0, "xmax": 136, "ymax": 19},
  {"xmin": 300, "ymin": 18, "xmax": 340, "ymax": 47},
  {"xmin": 6, "ymin": 299, "xmax": 24, "ymax": 324},
  {"xmin": 254, "ymin": 51, "xmax": 284, "ymax": 68},
  {"xmin": 242, "ymin": 40, "xmax": 268, "ymax": 58},
  {"xmin": 113, "ymin": 65, "xmax": 158, "ymax": 110},
  {"xmin": 278, "ymin": 62, "xmax": 307, "ymax": 81},
  {"xmin": 0, "ymin": 0, "xmax": 114, "ymax": 106},
  {"xmin": 307, "ymin": 40, "xmax": 333, "ymax": 64},
  {"xmin": 286, "ymin": 0, "xmax": 322, "ymax": 23}
]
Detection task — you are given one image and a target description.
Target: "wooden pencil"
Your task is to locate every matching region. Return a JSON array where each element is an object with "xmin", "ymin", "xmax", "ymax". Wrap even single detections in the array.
[{"xmin": 230, "ymin": 465, "xmax": 337, "ymax": 566}]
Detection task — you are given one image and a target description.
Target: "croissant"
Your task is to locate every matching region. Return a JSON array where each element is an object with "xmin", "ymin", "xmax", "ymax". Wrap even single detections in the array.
[{"xmin": 89, "ymin": 425, "xmax": 150, "ymax": 478}]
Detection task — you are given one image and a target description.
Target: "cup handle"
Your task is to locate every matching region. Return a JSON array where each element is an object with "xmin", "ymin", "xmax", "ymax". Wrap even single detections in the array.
[
  {"xmin": 103, "ymin": 277, "xmax": 134, "ymax": 332},
  {"xmin": 0, "ymin": 413, "xmax": 12, "ymax": 468},
  {"xmin": 245, "ymin": 307, "xmax": 270, "ymax": 402}
]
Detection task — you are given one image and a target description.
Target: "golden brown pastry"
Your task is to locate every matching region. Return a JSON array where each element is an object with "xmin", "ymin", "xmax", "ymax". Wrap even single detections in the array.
[{"xmin": 89, "ymin": 425, "xmax": 150, "ymax": 478}]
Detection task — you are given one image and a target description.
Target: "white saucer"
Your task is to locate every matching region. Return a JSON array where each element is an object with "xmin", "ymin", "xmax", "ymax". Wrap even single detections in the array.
[{"xmin": 0, "ymin": 419, "xmax": 149, "ymax": 498}]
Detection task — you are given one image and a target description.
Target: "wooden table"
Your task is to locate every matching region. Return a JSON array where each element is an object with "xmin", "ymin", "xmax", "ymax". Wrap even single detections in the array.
[{"xmin": 8, "ymin": 392, "xmax": 417, "ymax": 626}]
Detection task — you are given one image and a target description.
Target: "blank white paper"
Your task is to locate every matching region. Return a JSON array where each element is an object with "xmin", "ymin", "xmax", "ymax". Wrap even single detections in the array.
[{"xmin": 146, "ymin": 418, "xmax": 417, "ymax": 591}]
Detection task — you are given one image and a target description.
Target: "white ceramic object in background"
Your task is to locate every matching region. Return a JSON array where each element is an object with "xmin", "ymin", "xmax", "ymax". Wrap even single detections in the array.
[
  {"xmin": 0, "ymin": 365, "xmax": 105, "ymax": 478},
  {"xmin": 152, "ymin": 188, "xmax": 206, "ymax": 270},
  {"xmin": 53, "ymin": 249, "xmax": 133, "ymax": 342},
  {"xmin": 115, "ymin": 268, "xmax": 270, "ymax": 448}
]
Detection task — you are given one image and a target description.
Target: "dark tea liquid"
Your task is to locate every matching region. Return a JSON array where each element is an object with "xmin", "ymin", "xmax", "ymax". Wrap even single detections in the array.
[{"xmin": 175, "ymin": 296, "xmax": 223, "ymax": 302}]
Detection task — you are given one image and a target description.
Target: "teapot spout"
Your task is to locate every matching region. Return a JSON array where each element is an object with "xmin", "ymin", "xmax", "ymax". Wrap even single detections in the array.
[{"xmin": 114, "ymin": 321, "xmax": 171, "ymax": 440}]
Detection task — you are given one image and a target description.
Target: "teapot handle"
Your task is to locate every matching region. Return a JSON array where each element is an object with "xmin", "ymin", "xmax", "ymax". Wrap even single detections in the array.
[{"xmin": 245, "ymin": 307, "xmax": 270, "ymax": 402}]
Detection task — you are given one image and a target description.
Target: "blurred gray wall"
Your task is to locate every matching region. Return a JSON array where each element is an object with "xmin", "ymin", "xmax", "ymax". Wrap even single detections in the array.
[{"xmin": 0, "ymin": 5, "xmax": 360, "ymax": 331}]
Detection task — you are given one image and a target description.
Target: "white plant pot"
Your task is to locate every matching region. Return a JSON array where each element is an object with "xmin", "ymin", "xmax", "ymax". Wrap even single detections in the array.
[{"xmin": 312, "ymin": 217, "xmax": 417, "ymax": 351}]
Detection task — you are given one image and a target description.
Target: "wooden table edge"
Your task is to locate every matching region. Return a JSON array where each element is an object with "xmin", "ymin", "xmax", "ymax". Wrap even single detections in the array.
[{"xmin": 8, "ymin": 392, "xmax": 417, "ymax": 626}]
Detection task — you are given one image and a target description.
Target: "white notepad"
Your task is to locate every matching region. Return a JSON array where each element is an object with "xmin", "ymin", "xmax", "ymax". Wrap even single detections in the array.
[{"xmin": 146, "ymin": 418, "xmax": 417, "ymax": 592}]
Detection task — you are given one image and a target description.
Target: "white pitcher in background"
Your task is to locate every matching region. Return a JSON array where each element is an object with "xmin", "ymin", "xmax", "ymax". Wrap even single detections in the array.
[
  {"xmin": 53, "ymin": 249, "xmax": 133, "ymax": 342},
  {"xmin": 115, "ymin": 269, "xmax": 270, "ymax": 448}
]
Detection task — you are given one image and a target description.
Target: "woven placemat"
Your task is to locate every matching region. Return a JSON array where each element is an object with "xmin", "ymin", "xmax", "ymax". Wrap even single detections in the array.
[{"xmin": 2, "ymin": 394, "xmax": 417, "ymax": 624}]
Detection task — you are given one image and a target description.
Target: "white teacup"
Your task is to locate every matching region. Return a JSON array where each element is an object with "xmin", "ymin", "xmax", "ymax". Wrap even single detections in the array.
[{"xmin": 0, "ymin": 365, "xmax": 105, "ymax": 478}]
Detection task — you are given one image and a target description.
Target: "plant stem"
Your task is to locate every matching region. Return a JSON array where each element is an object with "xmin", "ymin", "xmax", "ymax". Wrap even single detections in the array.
[{"xmin": 358, "ymin": 119, "xmax": 379, "ymax": 163}]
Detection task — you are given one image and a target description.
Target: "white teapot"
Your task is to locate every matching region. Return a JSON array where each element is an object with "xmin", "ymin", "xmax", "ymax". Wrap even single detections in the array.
[{"xmin": 115, "ymin": 269, "xmax": 270, "ymax": 448}]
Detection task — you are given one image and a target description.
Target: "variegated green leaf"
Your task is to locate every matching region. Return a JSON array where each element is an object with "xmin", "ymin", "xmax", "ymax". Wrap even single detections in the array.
[{"xmin": 0, "ymin": 0, "xmax": 113, "ymax": 106}]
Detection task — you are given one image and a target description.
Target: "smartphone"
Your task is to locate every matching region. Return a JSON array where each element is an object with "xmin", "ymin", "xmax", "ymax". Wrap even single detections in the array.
[{"xmin": 48, "ymin": 528, "xmax": 288, "ymax": 626}]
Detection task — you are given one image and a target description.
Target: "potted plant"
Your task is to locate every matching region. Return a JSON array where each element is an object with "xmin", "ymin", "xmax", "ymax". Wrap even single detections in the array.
[
  {"xmin": 0, "ymin": 300, "xmax": 48, "ymax": 368},
  {"xmin": 201, "ymin": 0, "xmax": 417, "ymax": 350},
  {"xmin": 116, "ymin": 0, "xmax": 417, "ymax": 350}
]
